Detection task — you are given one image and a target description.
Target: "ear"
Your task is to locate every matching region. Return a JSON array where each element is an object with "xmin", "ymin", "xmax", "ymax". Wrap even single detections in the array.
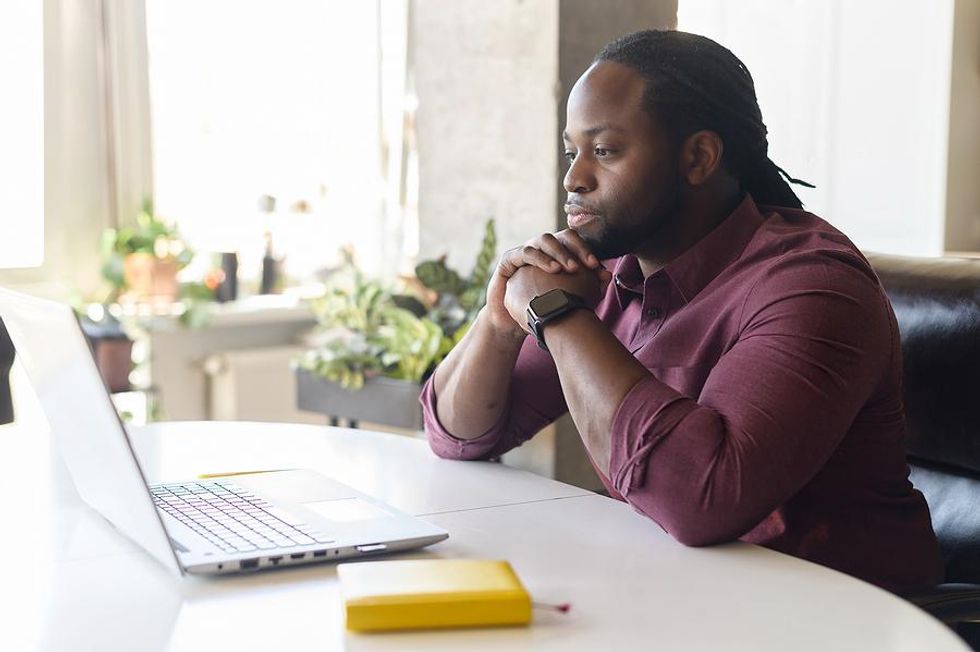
[{"xmin": 679, "ymin": 130, "xmax": 724, "ymax": 186}]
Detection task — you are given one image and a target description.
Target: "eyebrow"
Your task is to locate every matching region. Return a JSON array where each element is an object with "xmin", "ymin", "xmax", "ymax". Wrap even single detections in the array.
[{"xmin": 562, "ymin": 124, "xmax": 626, "ymax": 140}]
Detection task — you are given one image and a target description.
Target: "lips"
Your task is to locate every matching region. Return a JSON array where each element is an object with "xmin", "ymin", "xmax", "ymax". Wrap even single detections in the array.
[
  {"xmin": 565, "ymin": 203, "xmax": 601, "ymax": 229},
  {"xmin": 567, "ymin": 212, "xmax": 598, "ymax": 229}
]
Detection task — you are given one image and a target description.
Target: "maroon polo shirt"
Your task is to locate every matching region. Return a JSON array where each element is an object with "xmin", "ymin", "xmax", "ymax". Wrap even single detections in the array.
[{"xmin": 421, "ymin": 195, "xmax": 943, "ymax": 593}]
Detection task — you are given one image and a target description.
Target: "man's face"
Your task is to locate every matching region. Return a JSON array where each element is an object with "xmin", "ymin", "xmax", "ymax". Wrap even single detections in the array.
[{"xmin": 562, "ymin": 61, "xmax": 682, "ymax": 260}]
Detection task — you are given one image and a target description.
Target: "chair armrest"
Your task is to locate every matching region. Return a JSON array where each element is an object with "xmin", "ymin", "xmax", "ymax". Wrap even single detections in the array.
[{"xmin": 906, "ymin": 583, "xmax": 980, "ymax": 623}]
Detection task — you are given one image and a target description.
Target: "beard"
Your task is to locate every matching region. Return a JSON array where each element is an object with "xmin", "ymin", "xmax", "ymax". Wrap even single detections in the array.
[
  {"xmin": 574, "ymin": 180, "xmax": 684, "ymax": 261},
  {"xmin": 577, "ymin": 221, "xmax": 638, "ymax": 260}
]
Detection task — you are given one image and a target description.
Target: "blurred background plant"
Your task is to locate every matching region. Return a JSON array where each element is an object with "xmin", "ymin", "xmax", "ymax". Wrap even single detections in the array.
[
  {"xmin": 95, "ymin": 198, "xmax": 216, "ymax": 327},
  {"xmin": 297, "ymin": 218, "xmax": 496, "ymax": 389},
  {"xmin": 100, "ymin": 199, "xmax": 193, "ymax": 300},
  {"xmin": 414, "ymin": 218, "xmax": 496, "ymax": 339}
]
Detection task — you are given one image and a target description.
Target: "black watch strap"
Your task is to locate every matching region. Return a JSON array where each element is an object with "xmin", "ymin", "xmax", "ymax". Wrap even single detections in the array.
[{"xmin": 526, "ymin": 289, "xmax": 589, "ymax": 352}]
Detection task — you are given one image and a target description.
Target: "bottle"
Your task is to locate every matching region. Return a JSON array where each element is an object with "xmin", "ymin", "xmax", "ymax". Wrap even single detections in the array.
[
  {"xmin": 215, "ymin": 252, "xmax": 239, "ymax": 303},
  {"xmin": 260, "ymin": 231, "xmax": 278, "ymax": 295}
]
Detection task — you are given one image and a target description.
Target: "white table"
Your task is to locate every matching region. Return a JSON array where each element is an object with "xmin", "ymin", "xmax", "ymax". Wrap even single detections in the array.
[{"xmin": 1, "ymin": 421, "xmax": 968, "ymax": 652}]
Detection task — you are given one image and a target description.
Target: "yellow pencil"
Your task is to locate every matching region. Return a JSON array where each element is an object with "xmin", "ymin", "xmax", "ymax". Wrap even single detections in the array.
[{"xmin": 197, "ymin": 468, "xmax": 294, "ymax": 479}]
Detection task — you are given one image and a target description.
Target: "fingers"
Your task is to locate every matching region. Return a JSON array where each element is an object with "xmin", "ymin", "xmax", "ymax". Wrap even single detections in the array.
[
  {"xmin": 498, "ymin": 231, "xmax": 600, "ymax": 276},
  {"xmin": 536, "ymin": 233, "xmax": 583, "ymax": 272},
  {"xmin": 498, "ymin": 244, "xmax": 563, "ymax": 278},
  {"xmin": 496, "ymin": 231, "xmax": 602, "ymax": 280},
  {"xmin": 554, "ymin": 230, "xmax": 600, "ymax": 269}
]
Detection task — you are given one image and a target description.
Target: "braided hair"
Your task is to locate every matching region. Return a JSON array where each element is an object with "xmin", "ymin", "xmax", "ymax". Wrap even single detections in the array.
[{"xmin": 595, "ymin": 30, "xmax": 813, "ymax": 209}]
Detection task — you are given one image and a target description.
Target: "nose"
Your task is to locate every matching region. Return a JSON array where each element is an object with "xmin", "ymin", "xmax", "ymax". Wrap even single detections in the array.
[{"xmin": 563, "ymin": 154, "xmax": 596, "ymax": 194}]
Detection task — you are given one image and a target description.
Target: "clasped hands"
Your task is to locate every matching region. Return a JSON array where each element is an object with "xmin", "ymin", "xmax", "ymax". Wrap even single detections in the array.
[{"xmin": 485, "ymin": 229, "xmax": 612, "ymax": 342}]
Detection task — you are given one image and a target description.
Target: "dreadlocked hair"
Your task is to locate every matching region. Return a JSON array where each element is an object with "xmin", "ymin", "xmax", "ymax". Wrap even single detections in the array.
[{"xmin": 595, "ymin": 30, "xmax": 814, "ymax": 209}]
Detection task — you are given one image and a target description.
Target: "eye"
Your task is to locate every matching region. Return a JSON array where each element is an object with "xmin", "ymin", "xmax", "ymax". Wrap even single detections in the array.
[
  {"xmin": 563, "ymin": 151, "xmax": 576, "ymax": 163},
  {"xmin": 594, "ymin": 147, "xmax": 612, "ymax": 158}
]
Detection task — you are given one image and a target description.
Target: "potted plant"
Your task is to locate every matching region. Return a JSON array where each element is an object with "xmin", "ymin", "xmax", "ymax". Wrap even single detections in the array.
[
  {"xmin": 101, "ymin": 199, "xmax": 194, "ymax": 304},
  {"xmin": 82, "ymin": 201, "xmax": 214, "ymax": 393},
  {"xmin": 295, "ymin": 219, "xmax": 496, "ymax": 429}
]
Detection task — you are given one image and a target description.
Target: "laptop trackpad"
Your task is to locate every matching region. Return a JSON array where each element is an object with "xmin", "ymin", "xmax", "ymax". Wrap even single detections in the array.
[{"xmin": 303, "ymin": 498, "xmax": 393, "ymax": 523}]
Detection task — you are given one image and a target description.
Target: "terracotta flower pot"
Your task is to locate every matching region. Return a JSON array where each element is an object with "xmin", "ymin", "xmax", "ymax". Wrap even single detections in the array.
[{"xmin": 123, "ymin": 253, "xmax": 179, "ymax": 303}]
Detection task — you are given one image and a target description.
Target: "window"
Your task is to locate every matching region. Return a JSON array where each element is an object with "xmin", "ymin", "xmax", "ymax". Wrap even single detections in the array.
[
  {"xmin": 0, "ymin": 0, "xmax": 44, "ymax": 269},
  {"xmin": 145, "ymin": 0, "xmax": 413, "ymax": 285}
]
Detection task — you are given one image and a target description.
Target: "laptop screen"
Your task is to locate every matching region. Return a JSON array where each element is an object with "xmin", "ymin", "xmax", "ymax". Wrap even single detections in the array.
[{"xmin": 0, "ymin": 288, "xmax": 182, "ymax": 575}]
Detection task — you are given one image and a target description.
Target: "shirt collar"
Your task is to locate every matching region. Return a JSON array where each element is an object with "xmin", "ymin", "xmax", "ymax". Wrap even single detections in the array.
[
  {"xmin": 610, "ymin": 255, "xmax": 644, "ymax": 309},
  {"xmin": 610, "ymin": 194, "xmax": 766, "ymax": 308}
]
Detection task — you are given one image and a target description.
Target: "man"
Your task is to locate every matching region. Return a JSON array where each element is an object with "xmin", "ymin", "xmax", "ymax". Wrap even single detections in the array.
[{"xmin": 420, "ymin": 29, "xmax": 942, "ymax": 593}]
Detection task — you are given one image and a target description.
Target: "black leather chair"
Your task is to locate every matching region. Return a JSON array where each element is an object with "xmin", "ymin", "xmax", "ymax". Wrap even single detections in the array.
[
  {"xmin": 866, "ymin": 252, "xmax": 980, "ymax": 646},
  {"xmin": 0, "ymin": 318, "xmax": 14, "ymax": 425}
]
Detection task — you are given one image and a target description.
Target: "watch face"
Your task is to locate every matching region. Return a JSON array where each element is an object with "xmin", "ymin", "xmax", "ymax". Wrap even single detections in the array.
[{"xmin": 529, "ymin": 289, "xmax": 570, "ymax": 317}]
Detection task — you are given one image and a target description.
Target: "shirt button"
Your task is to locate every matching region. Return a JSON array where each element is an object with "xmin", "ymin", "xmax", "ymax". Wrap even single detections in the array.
[{"xmin": 646, "ymin": 308, "xmax": 661, "ymax": 319}]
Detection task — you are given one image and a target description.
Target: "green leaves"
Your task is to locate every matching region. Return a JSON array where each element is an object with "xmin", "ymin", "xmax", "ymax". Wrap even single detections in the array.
[
  {"xmin": 177, "ymin": 281, "xmax": 216, "ymax": 328},
  {"xmin": 100, "ymin": 199, "xmax": 194, "ymax": 292},
  {"xmin": 301, "ymin": 217, "xmax": 497, "ymax": 391},
  {"xmin": 470, "ymin": 218, "xmax": 496, "ymax": 288},
  {"xmin": 415, "ymin": 259, "xmax": 467, "ymax": 295},
  {"xmin": 378, "ymin": 307, "xmax": 445, "ymax": 382},
  {"xmin": 414, "ymin": 217, "xmax": 495, "ymax": 329},
  {"xmin": 300, "ymin": 269, "xmax": 452, "ymax": 389},
  {"xmin": 414, "ymin": 218, "xmax": 496, "ymax": 304}
]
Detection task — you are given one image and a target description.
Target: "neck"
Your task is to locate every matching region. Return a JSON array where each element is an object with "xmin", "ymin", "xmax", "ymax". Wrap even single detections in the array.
[{"xmin": 634, "ymin": 185, "xmax": 743, "ymax": 278}]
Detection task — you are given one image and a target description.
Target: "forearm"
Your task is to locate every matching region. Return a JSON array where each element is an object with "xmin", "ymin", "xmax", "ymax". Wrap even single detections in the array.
[
  {"xmin": 543, "ymin": 310, "xmax": 650, "ymax": 474},
  {"xmin": 543, "ymin": 260, "xmax": 889, "ymax": 547},
  {"xmin": 432, "ymin": 308, "xmax": 526, "ymax": 439},
  {"xmin": 544, "ymin": 313, "xmax": 784, "ymax": 544}
]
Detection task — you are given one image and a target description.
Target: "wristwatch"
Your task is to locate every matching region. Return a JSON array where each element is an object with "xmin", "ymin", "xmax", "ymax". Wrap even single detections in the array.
[{"xmin": 526, "ymin": 289, "xmax": 589, "ymax": 352}]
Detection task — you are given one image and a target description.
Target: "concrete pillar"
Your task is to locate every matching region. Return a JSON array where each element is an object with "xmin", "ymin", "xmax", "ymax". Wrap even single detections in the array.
[{"xmin": 412, "ymin": 0, "xmax": 676, "ymax": 488}]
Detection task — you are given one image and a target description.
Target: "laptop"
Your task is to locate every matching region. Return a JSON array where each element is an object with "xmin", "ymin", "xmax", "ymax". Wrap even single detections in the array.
[{"xmin": 0, "ymin": 287, "xmax": 448, "ymax": 576}]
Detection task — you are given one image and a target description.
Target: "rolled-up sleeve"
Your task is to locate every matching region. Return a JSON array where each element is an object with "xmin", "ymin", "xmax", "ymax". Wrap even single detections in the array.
[
  {"xmin": 608, "ymin": 252, "xmax": 892, "ymax": 546},
  {"xmin": 421, "ymin": 336, "xmax": 568, "ymax": 460},
  {"xmin": 420, "ymin": 377, "xmax": 511, "ymax": 459}
]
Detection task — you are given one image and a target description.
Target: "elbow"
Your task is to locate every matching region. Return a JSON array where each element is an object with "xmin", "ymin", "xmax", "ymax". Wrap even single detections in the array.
[
  {"xmin": 627, "ymin": 493, "xmax": 756, "ymax": 548},
  {"xmin": 664, "ymin": 506, "xmax": 766, "ymax": 548},
  {"xmin": 427, "ymin": 437, "xmax": 457, "ymax": 460},
  {"xmin": 617, "ymin": 417, "xmax": 765, "ymax": 548},
  {"xmin": 425, "ymin": 425, "xmax": 495, "ymax": 461},
  {"xmin": 668, "ymin": 523, "xmax": 738, "ymax": 548},
  {"xmin": 425, "ymin": 427, "xmax": 466, "ymax": 460}
]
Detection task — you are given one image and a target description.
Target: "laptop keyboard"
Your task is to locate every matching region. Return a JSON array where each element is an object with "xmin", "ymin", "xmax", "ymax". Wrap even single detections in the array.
[{"xmin": 151, "ymin": 480, "xmax": 334, "ymax": 554}]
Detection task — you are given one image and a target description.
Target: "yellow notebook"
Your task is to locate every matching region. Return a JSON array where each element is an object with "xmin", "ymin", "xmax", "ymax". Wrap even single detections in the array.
[{"xmin": 337, "ymin": 559, "xmax": 532, "ymax": 632}]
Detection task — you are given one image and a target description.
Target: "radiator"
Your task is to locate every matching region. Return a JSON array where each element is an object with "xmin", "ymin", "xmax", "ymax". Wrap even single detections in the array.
[{"xmin": 203, "ymin": 345, "xmax": 324, "ymax": 424}]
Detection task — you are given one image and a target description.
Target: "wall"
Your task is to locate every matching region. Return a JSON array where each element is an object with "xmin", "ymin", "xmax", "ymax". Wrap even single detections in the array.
[
  {"xmin": 678, "ymin": 0, "xmax": 973, "ymax": 257},
  {"xmin": 945, "ymin": 0, "xmax": 980, "ymax": 252}
]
